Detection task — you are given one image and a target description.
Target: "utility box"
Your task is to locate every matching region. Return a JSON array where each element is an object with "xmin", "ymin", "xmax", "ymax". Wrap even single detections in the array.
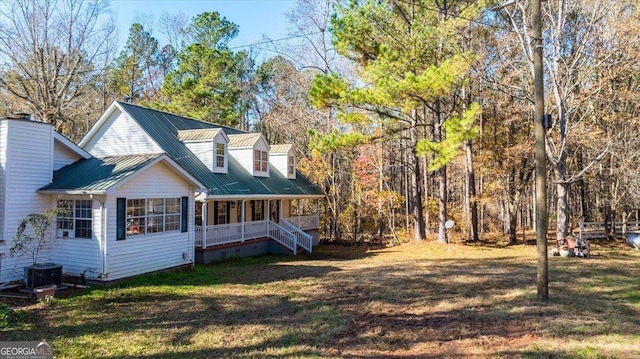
[{"xmin": 24, "ymin": 263, "xmax": 62, "ymax": 288}]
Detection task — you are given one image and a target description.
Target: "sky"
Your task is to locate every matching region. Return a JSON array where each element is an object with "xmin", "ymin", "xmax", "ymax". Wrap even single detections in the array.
[{"xmin": 109, "ymin": 0, "xmax": 297, "ymax": 52}]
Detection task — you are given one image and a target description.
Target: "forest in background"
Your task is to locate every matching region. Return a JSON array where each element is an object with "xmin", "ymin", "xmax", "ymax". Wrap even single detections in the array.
[{"xmin": 0, "ymin": 0, "xmax": 638, "ymax": 245}]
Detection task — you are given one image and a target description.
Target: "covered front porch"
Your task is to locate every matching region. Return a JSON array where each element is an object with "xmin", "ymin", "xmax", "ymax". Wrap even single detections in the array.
[{"xmin": 194, "ymin": 198, "xmax": 320, "ymax": 255}]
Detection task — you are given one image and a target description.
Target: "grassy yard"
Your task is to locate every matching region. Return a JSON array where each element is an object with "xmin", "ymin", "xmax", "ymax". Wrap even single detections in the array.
[{"xmin": 2, "ymin": 238, "xmax": 640, "ymax": 358}]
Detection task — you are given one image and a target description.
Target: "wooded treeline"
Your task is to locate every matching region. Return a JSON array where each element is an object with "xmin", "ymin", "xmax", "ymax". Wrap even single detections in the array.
[{"xmin": 1, "ymin": 0, "xmax": 638, "ymax": 244}]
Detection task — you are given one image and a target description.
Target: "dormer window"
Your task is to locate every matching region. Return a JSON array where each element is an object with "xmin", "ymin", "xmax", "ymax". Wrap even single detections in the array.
[
  {"xmin": 228, "ymin": 133, "xmax": 270, "ymax": 177},
  {"xmin": 254, "ymin": 150, "xmax": 268, "ymax": 172},
  {"xmin": 178, "ymin": 128, "xmax": 229, "ymax": 174},
  {"xmin": 288, "ymin": 156, "xmax": 295, "ymax": 175},
  {"xmin": 216, "ymin": 143, "xmax": 225, "ymax": 168}
]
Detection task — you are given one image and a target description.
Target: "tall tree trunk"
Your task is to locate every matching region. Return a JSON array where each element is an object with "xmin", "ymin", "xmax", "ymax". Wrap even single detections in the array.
[
  {"xmin": 508, "ymin": 168, "xmax": 518, "ymax": 245},
  {"xmin": 438, "ymin": 165, "xmax": 448, "ymax": 243},
  {"xmin": 555, "ymin": 166, "xmax": 570, "ymax": 242},
  {"xmin": 465, "ymin": 139, "xmax": 479, "ymax": 242},
  {"xmin": 410, "ymin": 120, "xmax": 426, "ymax": 241}
]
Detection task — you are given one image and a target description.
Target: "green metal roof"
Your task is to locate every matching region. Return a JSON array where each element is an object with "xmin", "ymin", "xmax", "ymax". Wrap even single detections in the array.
[
  {"xmin": 116, "ymin": 102, "xmax": 323, "ymax": 198},
  {"xmin": 40, "ymin": 155, "xmax": 161, "ymax": 192}
]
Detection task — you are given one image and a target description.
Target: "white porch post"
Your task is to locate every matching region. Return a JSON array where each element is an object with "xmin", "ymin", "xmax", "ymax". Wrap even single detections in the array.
[
  {"xmin": 297, "ymin": 199, "xmax": 302, "ymax": 227},
  {"xmin": 267, "ymin": 199, "xmax": 271, "ymax": 223},
  {"xmin": 241, "ymin": 200, "xmax": 246, "ymax": 241},
  {"xmin": 202, "ymin": 202, "xmax": 208, "ymax": 249},
  {"xmin": 279, "ymin": 200, "xmax": 283, "ymax": 223}
]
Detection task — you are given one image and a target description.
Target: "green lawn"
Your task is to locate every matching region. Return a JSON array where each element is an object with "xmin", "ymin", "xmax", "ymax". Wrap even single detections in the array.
[{"xmin": 2, "ymin": 239, "xmax": 640, "ymax": 358}]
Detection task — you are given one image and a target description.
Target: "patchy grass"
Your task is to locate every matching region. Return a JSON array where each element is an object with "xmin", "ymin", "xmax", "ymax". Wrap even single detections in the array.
[{"xmin": 2, "ymin": 239, "xmax": 640, "ymax": 358}]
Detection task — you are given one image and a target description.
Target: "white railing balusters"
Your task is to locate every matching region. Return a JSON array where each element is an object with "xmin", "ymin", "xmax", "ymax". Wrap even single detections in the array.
[
  {"xmin": 268, "ymin": 221, "xmax": 297, "ymax": 255},
  {"xmin": 280, "ymin": 219, "xmax": 313, "ymax": 253},
  {"xmin": 195, "ymin": 218, "xmax": 311, "ymax": 255},
  {"xmin": 282, "ymin": 215, "xmax": 319, "ymax": 231}
]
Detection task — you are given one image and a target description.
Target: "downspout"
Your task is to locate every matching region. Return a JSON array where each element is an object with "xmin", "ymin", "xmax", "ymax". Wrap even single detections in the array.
[
  {"xmin": 102, "ymin": 205, "xmax": 107, "ymax": 277},
  {"xmin": 91, "ymin": 194, "xmax": 107, "ymax": 278},
  {"xmin": 189, "ymin": 191, "xmax": 194, "ymax": 269}
]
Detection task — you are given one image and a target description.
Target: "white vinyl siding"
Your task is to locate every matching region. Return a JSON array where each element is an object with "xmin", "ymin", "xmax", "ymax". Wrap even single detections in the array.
[
  {"xmin": 182, "ymin": 136, "xmax": 227, "ymax": 174},
  {"xmin": 228, "ymin": 147, "xmax": 253, "ymax": 174},
  {"xmin": 0, "ymin": 121, "xmax": 7, "ymax": 245},
  {"xmin": 107, "ymin": 162, "xmax": 194, "ymax": 281},
  {"xmin": 1, "ymin": 120, "xmax": 56, "ymax": 282},
  {"xmin": 83, "ymin": 109, "xmax": 162, "ymax": 157},
  {"xmin": 53, "ymin": 142, "xmax": 83, "ymax": 170},
  {"xmin": 184, "ymin": 141, "xmax": 214, "ymax": 172},
  {"xmin": 269, "ymin": 150, "xmax": 296, "ymax": 179}
]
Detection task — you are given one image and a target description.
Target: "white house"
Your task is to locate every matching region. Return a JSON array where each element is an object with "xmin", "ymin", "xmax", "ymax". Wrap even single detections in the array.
[{"xmin": 0, "ymin": 102, "xmax": 323, "ymax": 284}]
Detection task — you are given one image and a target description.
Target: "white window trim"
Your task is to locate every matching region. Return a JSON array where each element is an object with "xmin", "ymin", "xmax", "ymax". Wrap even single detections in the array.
[
  {"xmin": 57, "ymin": 199, "xmax": 92, "ymax": 239},
  {"xmin": 288, "ymin": 155, "xmax": 295, "ymax": 176},
  {"xmin": 126, "ymin": 198, "xmax": 182, "ymax": 237},
  {"xmin": 215, "ymin": 142, "xmax": 226, "ymax": 169},
  {"xmin": 254, "ymin": 150, "xmax": 269, "ymax": 174}
]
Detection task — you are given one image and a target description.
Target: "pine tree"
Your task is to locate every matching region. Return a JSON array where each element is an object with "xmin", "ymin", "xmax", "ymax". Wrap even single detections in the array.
[
  {"xmin": 151, "ymin": 12, "xmax": 253, "ymax": 127},
  {"xmin": 109, "ymin": 23, "xmax": 159, "ymax": 103},
  {"xmin": 310, "ymin": 0, "xmax": 482, "ymax": 242}
]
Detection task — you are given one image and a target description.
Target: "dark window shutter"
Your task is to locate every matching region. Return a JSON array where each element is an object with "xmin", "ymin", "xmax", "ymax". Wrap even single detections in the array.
[
  {"xmin": 181, "ymin": 197, "xmax": 188, "ymax": 232},
  {"xmin": 117, "ymin": 198, "xmax": 126, "ymax": 240},
  {"xmin": 213, "ymin": 202, "xmax": 219, "ymax": 225},
  {"xmin": 226, "ymin": 201, "xmax": 231, "ymax": 224}
]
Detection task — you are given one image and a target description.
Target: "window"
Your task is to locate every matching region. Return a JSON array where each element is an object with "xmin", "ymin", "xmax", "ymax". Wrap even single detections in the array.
[
  {"xmin": 254, "ymin": 150, "xmax": 268, "ymax": 172},
  {"xmin": 57, "ymin": 200, "xmax": 92, "ymax": 238},
  {"xmin": 126, "ymin": 198, "xmax": 181, "ymax": 236},
  {"xmin": 215, "ymin": 143, "xmax": 225, "ymax": 168},
  {"xmin": 216, "ymin": 201, "xmax": 228, "ymax": 225},
  {"xmin": 252, "ymin": 200, "xmax": 264, "ymax": 221},
  {"xmin": 288, "ymin": 155, "xmax": 295, "ymax": 175}
]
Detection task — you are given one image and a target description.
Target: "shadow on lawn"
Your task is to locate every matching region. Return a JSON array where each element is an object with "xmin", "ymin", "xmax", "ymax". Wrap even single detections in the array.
[
  {"xmin": 313, "ymin": 256, "xmax": 640, "ymax": 357},
  {"xmin": 5, "ymin": 245, "xmax": 640, "ymax": 358}
]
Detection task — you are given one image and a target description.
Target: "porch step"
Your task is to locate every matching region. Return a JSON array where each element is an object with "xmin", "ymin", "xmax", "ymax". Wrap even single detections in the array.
[{"xmin": 267, "ymin": 241, "xmax": 308, "ymax": 256}]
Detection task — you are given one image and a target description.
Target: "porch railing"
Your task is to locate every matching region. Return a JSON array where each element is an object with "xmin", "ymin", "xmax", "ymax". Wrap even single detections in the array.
[
  {"xmin": 268, "ymin": 221, "xmax": 297, "ymax": 255},
  {"xmin": 195, "ymin": 222, "xmax": 243, "ymax": 247},
  {"xmin": 282, "ymin": 215, "xmax": 319, "ymax": 231},
  {"xmin": 195, "ymin": 220, "xmax": 304, "ymax": 254},
  {"xmin": 281, "ymin": 219, "xmax": 313, "ymax": 253}
]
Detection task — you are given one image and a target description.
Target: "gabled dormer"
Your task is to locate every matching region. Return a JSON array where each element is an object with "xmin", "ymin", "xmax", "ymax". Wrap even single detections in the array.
[
  {"xmin": 228, "ymin": 133, "xmax": 270, "ymax": 177},
  {"xmin": 269, "ymin": 144, "xmax": 296, "ymax": 179},
  {"xmin": 177, "ymin": 128, "xmax": 229, "ymax": 174}
]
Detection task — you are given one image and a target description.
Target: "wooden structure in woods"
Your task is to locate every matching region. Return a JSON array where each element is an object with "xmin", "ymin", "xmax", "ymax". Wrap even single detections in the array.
[{"xmin": 574, "ymin": 221, "xmax": 640, "ymax": 240}]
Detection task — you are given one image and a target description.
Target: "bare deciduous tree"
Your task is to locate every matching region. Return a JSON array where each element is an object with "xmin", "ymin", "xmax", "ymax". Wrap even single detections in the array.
[{"xmin": 0, "ymin": 0, "xmax": 116, "ymax": 137}]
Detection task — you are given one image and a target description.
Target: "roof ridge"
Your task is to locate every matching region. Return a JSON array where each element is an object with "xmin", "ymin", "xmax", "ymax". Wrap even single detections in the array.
[{"xmin": 116, "ymin": 101, "xmax": 247, "ymax": 134}]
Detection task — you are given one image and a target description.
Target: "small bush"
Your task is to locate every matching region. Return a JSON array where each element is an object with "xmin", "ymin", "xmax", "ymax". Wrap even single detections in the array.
[{"xmin": 0, "ymin": 303, "xmax": 16, "ymax": 330}]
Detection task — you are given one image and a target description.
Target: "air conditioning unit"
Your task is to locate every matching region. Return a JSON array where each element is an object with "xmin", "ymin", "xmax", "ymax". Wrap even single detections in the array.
[{"xmin": 24, "ymin": 263, "xmax": 63, "ymax": 289}]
